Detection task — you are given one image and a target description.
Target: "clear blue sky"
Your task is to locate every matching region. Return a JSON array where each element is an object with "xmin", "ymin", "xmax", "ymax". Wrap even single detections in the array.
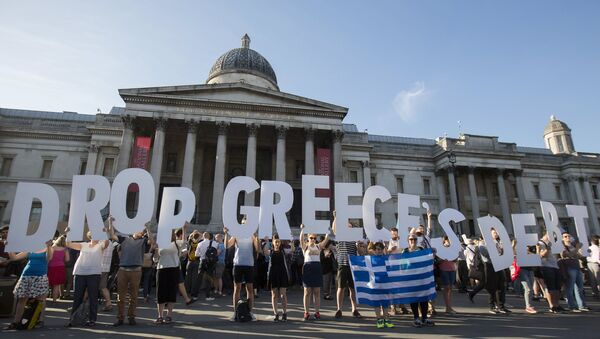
[{"xmin": 1, "ymin": 1, "xmax": 599, "ymax": 152}]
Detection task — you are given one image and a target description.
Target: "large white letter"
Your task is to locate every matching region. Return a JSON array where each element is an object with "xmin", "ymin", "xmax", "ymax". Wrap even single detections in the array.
[
  {"xmin": 156, "ymin": 187, "xmax": 195, "ymax": 249},
  {"xmin": 334, "ymin": 183, "xmax": 363, "ymax": 241},
  {"xmin": 540, "ymin": 201, "xmax": 562, "ymax": 254},
  {"xmin": 110, "ymin": 168, "xmax": 154, "ymax": 235},
  {"xmin": 223, "ymin": 176, "xmax": 260, "ymax": 239},
  {"xmin": 477, "ymin": 215, "xmax": 514, "ymax": 271},
  {"xmin": 396, "ymin": 193, "xmax": 421, "ymax": 249},
  {"xmin": 67, "ymin": 175, "xmax": 110, "ymax": 241},
  {"xmin": 566, "ymin": 205, "xmax": 590, "ymax": 255},
  {"xmin": 6, "ymin": 183, "xmax": 59, "ymax": 252},
  {"xmin": 259, "ymin": 181, "xmax": 293, "ymax": 240},
  {"xmin": 301, "ymin": 175, "xmax": 330, "ymax": 234},
  {"xmin": 511, "ymin": 213, "xmax": 541, "ymax": 267},
  {"xmin": 362, "ymin": 185, "xmax": 392, "ymax": 242},
  {"xmin": 430, "ymin": 208, "xmax": 464, "ymax": 260}
]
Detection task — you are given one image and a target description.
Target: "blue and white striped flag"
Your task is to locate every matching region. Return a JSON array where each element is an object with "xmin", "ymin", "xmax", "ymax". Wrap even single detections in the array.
[{"xmin": 349, "ymin": 248, "xmax": 437, "ymax": 307}]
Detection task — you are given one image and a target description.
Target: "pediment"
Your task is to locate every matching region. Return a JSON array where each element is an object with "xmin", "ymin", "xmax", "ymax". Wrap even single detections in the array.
[{"xmin": 119, "ymin": 83, "xmax": 347, "ymax": 114}]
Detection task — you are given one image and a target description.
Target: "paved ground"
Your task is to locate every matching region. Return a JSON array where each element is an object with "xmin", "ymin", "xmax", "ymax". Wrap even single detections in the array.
[{"xmin": 1, "ymin": 286, "xmax": 600, "ymax": 338}]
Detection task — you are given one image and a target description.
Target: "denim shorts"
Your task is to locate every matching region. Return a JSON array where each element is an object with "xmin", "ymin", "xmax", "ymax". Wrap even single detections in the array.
[{"xmin": 440, "ymin": 270, "xmax": 456, "ymax": 286}]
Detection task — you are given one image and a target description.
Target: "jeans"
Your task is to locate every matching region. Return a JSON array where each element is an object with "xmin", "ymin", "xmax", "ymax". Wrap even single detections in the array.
[
  {"xmin": 565, "ymin": 268, "xmax": 586, "ymax": 309},
  {"xmin": 73, "ymin": 274, "xmax": 100, "ymax": 322},
  {"xmin": 141, "ymin": 267, "xmax": 154, "ymax": 298},
  {"xmin": 117, "ymin": 268, "xmax": 142, "ymax": 320},
  {"xmin": 185, "ymin": 260, "xmax": 200, "ymax": 297},
  {"xmin": 587, "ymin": 262, "xmax": 599, "ymax": 296},
  {"xmin": 519, "ymin": 269, "xmax": 534, "ymax": 308}
]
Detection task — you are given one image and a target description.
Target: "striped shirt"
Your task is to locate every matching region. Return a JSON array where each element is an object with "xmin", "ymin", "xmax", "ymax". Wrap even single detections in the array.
[{"xmin": 336, "ymin": 241, "xmax": 357, "ymax": 267}]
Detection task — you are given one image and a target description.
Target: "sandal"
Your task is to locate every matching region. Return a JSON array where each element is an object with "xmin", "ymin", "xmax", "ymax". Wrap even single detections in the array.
[
  {"xmin": 154, "ymin": 317, "xmax": 164, "ymax": 325},
  {"xmin": 164, "ymin": 316, "xmax": 172, "ymax": 324}
]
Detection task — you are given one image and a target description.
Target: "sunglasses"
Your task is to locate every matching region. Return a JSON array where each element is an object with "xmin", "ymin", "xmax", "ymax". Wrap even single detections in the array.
[{"xmin": 309, "ymin": 237, "xmax": 317, "ymax": 240}]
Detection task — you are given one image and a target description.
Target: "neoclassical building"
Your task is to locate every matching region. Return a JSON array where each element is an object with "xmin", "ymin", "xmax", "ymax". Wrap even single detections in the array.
[{"xmin": 1, "ymin": 35, "xmax": 600, "ymax": 237}]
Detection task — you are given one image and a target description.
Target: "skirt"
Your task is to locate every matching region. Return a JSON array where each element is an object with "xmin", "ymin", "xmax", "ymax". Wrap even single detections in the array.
[
  {"xmin": 268, "ymin": 265, "xmax": 289, "ymax": 289},
  {"xmin": 302, "ymin": 262, "xmax": 322, "ymax": 288},
  {"xmin": 14, "ymin": 275, "xmax": 49, "ymax": 298},
  {"xmin": 48, "ymin": 265, "xmax": 66, "ymax": 286},
  {"xmin": 156, "ymin": 267, "xmax": 179, "ymax": 304}
]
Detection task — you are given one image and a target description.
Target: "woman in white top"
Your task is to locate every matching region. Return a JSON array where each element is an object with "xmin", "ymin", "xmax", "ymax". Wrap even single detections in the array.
[
  {"xmin": 65, "ymin": 229, "xmax": 109, "ymax": 327},
  {"xmin": 153, "ymin": 222, "xmax": 187, "ymax": 324},
  {"xmin": 299, "ymin": 223, "xmax": 329, "ymax": 321},
  {"xmin": 588, "ymin": 235, "xmax": 600, "ymax": 297}
]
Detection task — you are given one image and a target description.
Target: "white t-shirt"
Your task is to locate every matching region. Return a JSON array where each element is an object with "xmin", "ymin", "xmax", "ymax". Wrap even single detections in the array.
[
  {"xmin": 195, "ymin": 239, "xmax": 219, "ymax": 260},
  {"xmin": 157, "ymin": 241, "xmax": 181, "ymax": 269},
  {"xmin": 101, "ymin": 241, "xmax": 115, "ymax": 273},
  {"xmin": 73, "ymin": 242, "xmax": 105, "ymax": 276}
]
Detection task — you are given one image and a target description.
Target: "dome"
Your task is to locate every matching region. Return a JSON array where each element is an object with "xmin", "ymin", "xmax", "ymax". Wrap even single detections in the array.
[
  {"xmin": 206, "ymin": 34, "xmax": 279, "ymax": 90},
  {"xmin": 544, "ymin": 115, "xmax": 571, "ymax": 135}
]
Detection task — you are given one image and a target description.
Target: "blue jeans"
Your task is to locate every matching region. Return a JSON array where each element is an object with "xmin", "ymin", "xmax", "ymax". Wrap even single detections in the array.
[
  {"xmin": 141, "ymin": 267, "xmax": 154, "ymax": 298},
  {"xmin": 565, "ymin": 268, "xmax": 586, "ymax": 309},
  {"xmin": 519, "ymin": 269, "xmax": 534, "ymax": 308}
]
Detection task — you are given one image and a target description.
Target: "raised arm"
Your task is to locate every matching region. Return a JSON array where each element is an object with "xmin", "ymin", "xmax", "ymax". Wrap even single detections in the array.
[
  {"xmin": 223, "ymin": 227, "xmax": 236, "ymax": 248},
  {"xmin": 299, "ymin": 224, "xmax": 307, "ymax": 251},
  {"xmin": 46, "ymin": 240, "xmax": 54, "ymax": 262},
  {"xmin": 426, "ymin": 209, "xmax": 432, "ymax": 237},
  {"xmin": 107, "ymin": 216, "xmax": 119, "ymax": 242},
  {"xmin": 63, "ymin": 227, "xmax": 82, "ymax": 251}
]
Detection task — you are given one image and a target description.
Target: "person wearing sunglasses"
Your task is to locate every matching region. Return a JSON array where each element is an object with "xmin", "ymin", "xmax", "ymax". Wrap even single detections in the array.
[
  {"xmin": 299, "ymin": 223, "xmax": 330, "ymax": 321},
  {"xmin": 404, "ymin": 233, "xmax": 434, "ymax": 328},
  {"xmin": 368, "ymin": 241, "xmax": 394, "ymax": 329}
]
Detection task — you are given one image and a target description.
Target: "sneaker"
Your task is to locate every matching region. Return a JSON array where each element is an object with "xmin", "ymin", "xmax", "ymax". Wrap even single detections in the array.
[
  {"xmin": 499, "ymin": 307, "xmax": 512, "ymax": 313},
  {"xmin": 352, "ymin": 310, "xmax": 363, "ymax": 318},
  {"xmin": 229, "ymin": 314, "xmax": 237, "ymax": 322},
  {"xmin": 489, "ymin": 307, "xmax": 500, "ymax": 314},
  {"xmin": 549, "ymin": 307, "xmax": 558, "ymax": 314},
  {"xmin": 572, "ymin": 308, "xmax": 582, "ymax": 313},
  {"xmin": 376, "ymin": 319, "xmax": 385, "ymax": 329},
  {"xmin": 314, "ymin": 312, "xmax": 321, "ymax": 320},
  {"xmin": 556, "ymin": 306, "xmax": 567, "ymax": 313},
  {"xmin": 113, "ymin": 319, "xmax": 124, "ymax": 327},
  {"xmin": 205, "ymin": 297, "xmax": 215, "ymax": 301},
  {"xmin": 579, "ymin": 307, "xmax": 591, "ymax": 312},
  {"xmin": 303, "ymin": 312, "xmax": 310, "ymax": 321},
  {"xmin": 525, "ymin": 307, "xmax": 537, "ymax": 314},
  {"xmin": 128, "ymin": 317, "xmax": 136, "ymax": 326},
  {"xmin": 412, "ymin": 319, "xmax": 423, "ymax": 328},
  {"xmin": 281, "ymin": 313, "xmax": 287, "ymax": 322},
  {"xmin": 250, "ymin": 313, "xmax": 257, "ymax": 322},
  {"xmin": 334, "ymin": 309, "xmax": 342, "ymax": 318},
  {"xmin": 384, "ymin": 319, "xmax": 395, "ymax": 328},
  {"xmin": 423, "ymin": 319, "xmax": 435, "ymax": 327}
]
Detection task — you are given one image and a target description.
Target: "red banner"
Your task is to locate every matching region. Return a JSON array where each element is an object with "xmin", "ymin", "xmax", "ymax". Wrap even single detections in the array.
[
  {"xmin": 129, "ymin": 136, "xmax": 151, "ymax": 192},
  {"xmin": 316, "ymin": 148, "xmax": 331, "ymax": 197}
]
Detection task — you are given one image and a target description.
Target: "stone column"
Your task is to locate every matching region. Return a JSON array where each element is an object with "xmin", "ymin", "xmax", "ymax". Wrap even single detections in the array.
[
  {"xmin": 150, "ymin": 118, "xmax": 167, "ymax": 219},
  {"xmin": 116, "ymin": 115, "xmax": 135, "ymax": 172},
  {"xmin": 85, "ymin": 144, "xmax": 99, "ymax": 175},
  {"xmin": 447, "ymin": 167, "xmax": 459, "ymax": 210},
  {"xmin": 209, "ymin": 122, "xmax": 229, "ymax": 227},
  {"xmin": 496, "ymin": 169, "xmax": 512, "ymax": 233},
  {"xmin": 332, "ymin": 130, "xmax": 344, "ymax": 182},
  {"xmin": 275, "ymin": 126, "xmax": 287, "ymax": 181},
  {"xmin": 181, "ymin": 120, "xmax": 198, "ymax": 189},
  {"xmin": 468, "ymin": 166, "xmax": 480, "ymax": 222},
  {"xmin": 436, "ymin": 170, "xmax": 447, "ymax": 210},
  {"xmin": 583, "ymin": 177, "xmax": 600, "ymax": 234},
  {"xmin": 573, "ymin": 176, "xmax": 585, "ymax": 205},
  {"xmin": 245, "ymin": 124, "xmax": 258, "ymax": 206},
  {"xmin": 362, "ymin": 161, "xmax": 371, "ymax": 192},
  {"xmin": 305, "ymin": 128, "xmax": 315, "ymax": 175},
  {"xmin": 515, "ymin": 170, "xmax": 528, "ymax": 213}
]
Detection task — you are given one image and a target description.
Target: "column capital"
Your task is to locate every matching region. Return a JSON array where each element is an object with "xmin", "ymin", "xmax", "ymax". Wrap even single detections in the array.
[
  {"xmin": 468, "ymin": 166, "xmax": 477, "ymax": 174},
  {"xmin": 565, "ymin": 174, "xmax": 580, "ymax": 182},
  {"xmin": 514, "ymin": 169, "xmax": 524, "ymax": 177},
  {"xmin": 583, "ymin": 175, "xmax": 591, "ymax": 182},
  {"xmin": 154, "ymin": 118, "xmax": 168, "ymax": 131},
  {"xmin": 247, "ymin": 123, "xmax": 259, "ymax": 137},
  {"xmin": 495, "ymin": 168, "xmax": 505, "ymax": 177},
  {"xmin": 332, "ymin": 129, "xmax": 344, "ymax": 142},
  {"xmin": 216, "ymin": 121, "xmax": 230, "ymax": 135},
  {"xmin": 88, "ymin": 144, "xmax": 99, "ymax": 153},
  {"xmin": 305, "ymin": 127, "xmax": 315, "ymax": 140},
  {"xmin": 361, "ymin": 160, "xmax": 370, "ymax": 168},
  {"xmin": 276, "ymin": 125, "xmax": 288, "ymax": 139},
  {"xmin": 122, "ymin": 115, "xmax": 135, "ymax": 129},
  {"xmin": 185, "ymin": 119, "xmax": 199, "ymax": 134}
]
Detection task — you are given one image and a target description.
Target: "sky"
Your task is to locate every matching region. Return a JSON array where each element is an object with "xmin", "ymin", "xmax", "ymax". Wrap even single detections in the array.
[{"xmin": 1, "ymin": 1, "xmax": 600, "ymax": 152}]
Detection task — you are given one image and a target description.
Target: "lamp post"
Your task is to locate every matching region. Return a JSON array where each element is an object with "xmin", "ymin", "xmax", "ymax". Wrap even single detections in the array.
[{"xmin": 448, "ymin": 150, "xmax": 462, "ymax": 234}]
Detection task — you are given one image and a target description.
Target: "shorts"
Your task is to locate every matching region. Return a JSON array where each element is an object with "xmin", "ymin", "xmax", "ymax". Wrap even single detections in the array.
[
  {"xmin": 99, "ymin": 272, "xmax": 109, "ymax": 290},
  {"xmin": 541, "ymin": 267, "xmax": 561, "ymax": 292},
  {"xmin": 214, "ymin": 262, "xmax": 225, "ymax": 279},
  {"xmin": 336, "ymin": 265, "xmax": 354, "ymax": 289},
  {"xmin": 233, "ymin": 265, "xmax": 254, "ymax": 284},
  {"xmin": 440, "ymin": 270, "xmax": 456, "ymax": 286}
]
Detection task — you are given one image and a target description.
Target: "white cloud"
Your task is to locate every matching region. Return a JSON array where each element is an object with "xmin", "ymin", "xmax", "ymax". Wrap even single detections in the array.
[{"xmin": 393, "ymin": 81, "xmax": 428, "ymax": 122}]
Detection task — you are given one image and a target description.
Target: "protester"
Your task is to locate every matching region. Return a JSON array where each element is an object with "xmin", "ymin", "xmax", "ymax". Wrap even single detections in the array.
[
  {"xmin": 99, "ymin": 220, "xmax": 116, "ymax": 312},
  {"xmin": 185, "ymin": 231, "xmax": 201, "ymax": 299},
  {"xmin": 299, "ymin": 223, "xmax": 330, "ymax": 321},
  {"xmin": 48, "ymin": 235, "xmax": 69, "ymax": 302},
  {"xmin": 368, "ymin": 241, "xmax": 394, "ymax": 329},
  {"xmin": 320, "ymin": 241, "xmax": 335, "ymax": 301},
  {"xmin": 214, "ymin": 233, "xmax": 226, "ymax": 296},
  {"xmin": 404, "ymin": 233, "xmax": 434, "ymax": 327},
  {"xmin": 487, "ymin": 228, "xmax": 510, "ymax": 314},
  {"xmin": 512, "ymin": 240, "xmax": 537, "ymax": 314},
  {"xmin": 587, "ymin": 235, "xmax": 600, "ymax": 298},
  {"xmin": 224, "ymin": 224, "xmax": 260, "ymax": 322},
  {"xmin": 560, "ymin": 232, "xmax": 589, "ymax": 312},
  {"xmin": 415, "ymin": 210, "xmax": 436, "ymax": 316},
  {"xmin": 5, "ymin": 240, "xmax": 53, "ymax": 330},
  {"xmin": 65, "ymin": 228, "xmax": 110, "ymax": 327},
  {"xmin": 537, "ymin": 233, "xmax": 565, "ymax": 313},
  {"xmin": 140, "ymin": 232, "xmax": 156, "ymax": 303},
  {"xmin": 438, "ymin": 236, "xmax": 457, "ymax": 314},
  {"xmin": 331, "ymin": 212, "xmax": 362, "ymax": 319},
  {"xmin": 267, "ymin": 235, "xmax": 290, "ymax": 321},
  {"xmin": 195, "ymin": 232, "xmax": 219, "ymax": 301}
]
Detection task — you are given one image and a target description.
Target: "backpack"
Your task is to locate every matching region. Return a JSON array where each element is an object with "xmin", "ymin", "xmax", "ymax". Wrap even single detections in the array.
[
  {"xmin": 204, "ymin": 241, "xmax": 218, "ymax": 270},
  {"xmin": 468, "ymin": 247, "xmax": 484, "ymax": 280},
  {"xmin": 235, "ymin": 298, "xmax": 251, "ymax": 322}
]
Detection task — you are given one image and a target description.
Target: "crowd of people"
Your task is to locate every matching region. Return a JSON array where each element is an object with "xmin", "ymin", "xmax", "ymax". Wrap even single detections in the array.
[{"xmin": 0, "ymin": 210, "xmax": 598, "ymax": 331}]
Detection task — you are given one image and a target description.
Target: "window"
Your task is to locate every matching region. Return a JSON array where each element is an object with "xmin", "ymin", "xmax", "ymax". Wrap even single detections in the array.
[
  {"xmin": 1, "ymin": 157, "xmax": 13, "ymax": 176},
  {"xmin": 371, "ymin": 175, "xmax": 377, "ymax": 186},
  {"xmin": 396, "ymin": 176, "xmax": 404, "ymax": 193},
  {"xmin": 102, "ymin": 158, "xmax": 115, "ymax": 177},
  {"xmin": 79, "ymin": 160, "xmax": 87, "ymax": 175},
  {"xmin": 533, "ymin": 183, "xmax": 541, "ymax": 199},
  {"xmin": 422, "ymin": 177, "xmax": 431, "ymax": 195},
  {"xmin": 349, "ymin": 170, "xmax": 358, "ymax": 183},
  {"xmin": 593, "ymin": 184, "xmax": 599, "ymax": 200},
  {"xmin": 30, "ymin": 202, "xmax": 43, "ymax": 224},
  {"xmin": 0, "ymin": 201, "xmax": 6, "ymax": 223},
  {"xmin": 555, "ymin": 184, "xmax": 562, "ymax": 200},
  {"xmin": 41, "ymin": 160, "xmax": 53, "ymax": 179},
  {"xmin": 555, "ymin": 136, "xmax": 564, "ymax": 152}
]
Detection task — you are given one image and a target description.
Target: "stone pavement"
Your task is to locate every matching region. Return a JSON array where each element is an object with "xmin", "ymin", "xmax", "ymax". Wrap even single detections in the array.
[{"xmin": 1, "ymin": 286, "xmax": 600, "ymax": 338}]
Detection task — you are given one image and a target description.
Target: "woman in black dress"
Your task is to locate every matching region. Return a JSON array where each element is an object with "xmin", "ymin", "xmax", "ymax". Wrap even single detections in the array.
[{"xmin": 267, "ymin": 235, "xmax": 290, "ymax": 322}]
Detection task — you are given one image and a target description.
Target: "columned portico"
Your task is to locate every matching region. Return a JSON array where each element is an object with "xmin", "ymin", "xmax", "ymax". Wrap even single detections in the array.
[
  {"xmin": 447, "ymin": 168, "xmax": 459, "ymax": 210},
  {"xmin": 276, "ymin": 126, "xmax": 287, "ymax": 181},
  {"xmin": 515, "ymin": 170, "xmax": 527, "ymax": 213},
  {"xmin": 436, "ymin": 170, "xmax": 447, "ymax": 210},
  {"xmin": 362, "ymin": 161, "xmax": 371, "ymax": 192},
  {"xmin": 496, "ymin": 169, "xmax": 512, "ymax": 233},
  {"xmin": 209, "ymin": 121, "xmax": 229, "ymax": 227},
  {"xmin": 467, "ymin": 166, "xmax": 480, "ymax": 222},
  {"xmin": 85, "ymin": 144, "xmax": 99, "ymax": 175},
  {"xmin": 332, "ymin": 130, "xmax": 343, "ymax": 182},
  {"xmin": 573, "ymin": 176, "xmax": 585, "ymax": 205},
  {"xmin": 245, "ymin": 124, "xmax": 258, "ymax": 206},
  {"xmin": 582, "ymin": 177, "xmax": 600, "ymax": 234},
  {"xmin": 116, "ymin": 115, "xmax": 135, "ymax": 172},
  {"xmin": 181, "ymin": 120, "xmax": 198, "ymax": 189},
  {"xmin": 150, "ymin": 118, "xmax": 167, "ymax": 219},
  {"xmin": 305, "ymin": 128, "xmax": 315, "ymax": 175}
]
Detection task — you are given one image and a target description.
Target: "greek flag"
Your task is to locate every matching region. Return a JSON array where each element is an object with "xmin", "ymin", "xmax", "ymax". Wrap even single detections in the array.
[{"xmin": 349, "ymin": 248, "xmax": 437, "ymax": 307}]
